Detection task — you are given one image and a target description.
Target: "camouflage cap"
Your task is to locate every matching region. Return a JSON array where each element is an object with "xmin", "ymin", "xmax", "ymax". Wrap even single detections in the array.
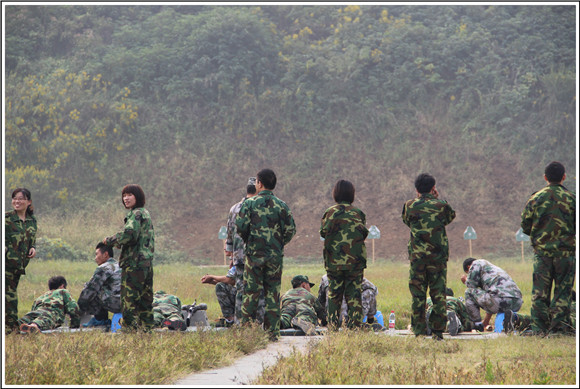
[
  {"xmin": 248, "ymin": 177, "xmax": 257, "ymax": 186},
  {"xmin": 292, "ymin": 275, "xmax": 315, "ymax": 288}
]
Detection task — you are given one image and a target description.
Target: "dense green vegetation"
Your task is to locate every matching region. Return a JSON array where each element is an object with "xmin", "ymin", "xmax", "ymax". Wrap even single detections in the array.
[{"xmin": 4, "ymin": 5, "xmax": 576, "ymax": 261}]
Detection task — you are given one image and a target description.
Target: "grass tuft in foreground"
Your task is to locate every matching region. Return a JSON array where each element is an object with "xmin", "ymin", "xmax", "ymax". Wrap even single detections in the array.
[
  {"xmin": 4, "ymin": 325, "xmax": 268, "ymax": 385},
  {"xmin": 255, "ymin": 330, "xmax": 576, "ymax": 385}
]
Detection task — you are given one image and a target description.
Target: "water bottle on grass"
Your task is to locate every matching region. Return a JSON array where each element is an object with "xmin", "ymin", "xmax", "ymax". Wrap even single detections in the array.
[{"xmin": 388, "ymin": 310, "xmax": 396, "ymax": 335}]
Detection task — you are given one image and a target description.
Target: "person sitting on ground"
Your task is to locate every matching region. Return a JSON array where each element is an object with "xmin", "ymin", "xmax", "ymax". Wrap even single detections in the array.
[
  {"xmin": 18, "ymin": 275, "xmax": 81, "ymax": 333},
  {"xmin": 152, "ymin": 290, "xmax": 187, "ymax": 331},
  {"xmin": 426, "ymin": 287, "xmax": 473, "ymax": 336},
  {"xmin": 201, "ymin": 266, "xmax": 237, "ymax": 327},
  {"xmin": 78, "ymin": 242, "xmax": 121, "ymax": 327},
  {"xmin": 461, "ymin": 258, "xmax": 523, "ymax": 332},
  {"xmin": 317, "ymin": 274, "xmax": 379, "ymax": 327},
  {"xmin": 280, "ymin": 275, "xmax": 326, "ymax": 335}
]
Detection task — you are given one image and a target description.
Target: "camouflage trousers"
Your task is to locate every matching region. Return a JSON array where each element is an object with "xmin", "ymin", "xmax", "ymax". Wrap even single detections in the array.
[
  {"xmin": 409, "ymin": 257, "xmax": 447, "ymax": 336},
  {"xmin": 531, "ymin": 254, "xmax": 576, "ymax": 333},
  {"xmin": 280, "ymin": 305, "xmax": 317, "ymax": 329},
  {"xmin": 121, "ymin": 265, "xmax": 154, "ymax": 331},
  {"xmin": 509, "ymin": 312, "xmax": 533, "ymax": 332},
  {"xmin": 242, "ymin": 255, "xmax": 283, "ymax": 339},
  {"xmin": 327, "ymin": 269, "xmax": 364, "ymax": 330},
  {"xmin": 447, "ymin": 298, "xmax": 473, "ymax": 331},
  {"xmin": 465, "ymin": 289, "xmax": 522, "ymax": 323},
  {"xmin": 153, "ymin": 304, "xmax": 186, "ymax": 328},
  {"xmin": 215, "ymin": 282, "xmax": 236, "ymax": 319},
  {"xmin": 235, "ymin": 265, "xmax": 265, "ymax": 324},
  {"xmin": 5, "ymin": 270, "xmax": 22, "ymax": 332},
  {"xmin": 78, "ymin": 291, "xmax": 121, "ymax": 318},
  {"xmin": 17, "ymin": 308, "xmax": 62, "ymax": 331}
]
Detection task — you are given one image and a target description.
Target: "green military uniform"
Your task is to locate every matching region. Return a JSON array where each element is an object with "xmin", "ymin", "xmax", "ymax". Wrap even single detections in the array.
[
  {"xmin": 521, "ymin": 183, "xmax": 575, "ymax": 334},
  {"xmin": 152, "ymin": 291, "xmax": 185, "ymax": 328},
  {"xmin": 402, "ymin": 193, "xmax": 455, "ymax": 337},
  {"xmin": 105, "ymin": 207, "xmax": 155, "ymax": 331},
  {"xmin": 320, "ymin": 202, "xmax": 368, "ymax": 329},
  {"xmin": 426, "ymin": 296, "xmax": 473, "ymax": 333},
  {"xmin": 280, "ymin": 286, "xmax": 325, "ymax": 329},
  {"xmin": 317, "ymin": 274, "xmax": 378, "ymax": 324},
  {"xmin": 235, "ymin": 189, "xmax": 296, "ymax": 340},
  {"xmin": 18, "ymin": 289, "xmax": 81, "ymax": 331},
  {"xmin": 5, "ymin": 210, "xmax": 37, "ymax": 332}
]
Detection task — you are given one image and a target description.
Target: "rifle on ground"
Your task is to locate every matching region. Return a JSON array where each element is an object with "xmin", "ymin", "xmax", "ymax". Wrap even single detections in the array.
[{"xmin": 182, "ymin": 300, "xmax": 208, "ymax": 327}]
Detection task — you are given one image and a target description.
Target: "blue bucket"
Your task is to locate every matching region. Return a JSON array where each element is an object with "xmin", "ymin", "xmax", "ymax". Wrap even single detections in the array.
[{"xmin": 111, "ymin": 313, "xmax": 122, "ymax": 333}]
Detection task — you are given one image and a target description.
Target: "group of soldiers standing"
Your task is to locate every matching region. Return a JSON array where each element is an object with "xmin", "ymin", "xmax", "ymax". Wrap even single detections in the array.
[{"xmin": 6, "ymin": 161, "xmax": 575, "ymax": 340}]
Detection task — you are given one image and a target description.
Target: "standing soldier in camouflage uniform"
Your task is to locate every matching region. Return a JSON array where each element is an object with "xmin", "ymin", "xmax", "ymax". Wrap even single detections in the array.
[
  {"xmin": 317, "ymin": 274, "xmax": 378, "ymax": 326},
  {"xmin": 201, "ymin": 266, "xmax": 237, "ymax": 326},
  {"xmin": 280, "ymin": 275, "xmax": 326, "ymax": 335},
  {"xmin": 402, "ymin": 173, "xmax": 455, "ymax": 340},
  {"xmin": 461, "ymin": 258, "xmax": 523, "ymax": 331},
  {"xmin": 152, "ymin": 290, "xmax": 187, "ymax": 331},
  {"xmin": 235, "ymin": 168, "xmax": 296, "ymax": 341},
  {"xmin": 5, "ymin": 188, "xmax": 37, "ymax": 333},
  {"xmin": 103, "ymin": 184, "xmax": 155, "ymax": 332},
  {"xmin": 320, "ymin": 179, "xmax": 368, "ymax": 330},
  {"xmin": 224, "ymin": 177, "xmax": 264, "ymax": 324},
  {"xmin": 18, "ymin": 275, "xmax": 81, "ymax": 333},
  {"xmin": 78, "ymin": 242, "xmax": 122, "ymax": 327},
  {"xmin": 521, "ymin": 161, "xmax": 576, "ymax": 336}
]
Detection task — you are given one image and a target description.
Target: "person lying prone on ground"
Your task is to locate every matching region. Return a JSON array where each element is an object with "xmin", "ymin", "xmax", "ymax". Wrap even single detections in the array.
[{"xmin": 18, "ymin": 275, "xmax": 81, "ymax": 333}]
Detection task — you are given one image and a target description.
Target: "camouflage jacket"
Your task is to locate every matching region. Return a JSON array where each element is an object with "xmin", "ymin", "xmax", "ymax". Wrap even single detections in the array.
[
  {"xmin": 30, "ymin": 288, "xmax": 81, "ymax": 328},
  {"xmin": 521, "ymin": 184, "xmax": 576, "ymax": 257},
  {"xmin": 5, "ymin": 210, "xmax": 37, "ymax": 274},
  {"xmin": 317, "ymin": 274, "xmax": 378, "ymax": 320},
  {"xmin": 235, "ymin": 190, "xmax": 296, "ymax": 260},
  {"xmin": 466, "ymin": 259, "xmax": 522, "ymax": 300},
  {"xmin": 105, "ymin": 207, "xmax": 155, "ymax": 269},
  {"xmin": 281, "ymin": 287, "xmax": 326, "ymax": 323},
  {"xmin": 153, "ymin": 291, "xmax": 182, "ymax": 315},
  {"xmin": 226, "ymin": 197, "xmax": 247, "ymax": 266},
  {"xmin": 78, "ymin": 258, "xmax": 121, "ymax": 313},
  {"xmin": 402, "ymin": 194, "xmax": 456, "ymax": 261},
  {"xmin": 320, "ymin": 202, "xmax": 368, "ymax": 271}
]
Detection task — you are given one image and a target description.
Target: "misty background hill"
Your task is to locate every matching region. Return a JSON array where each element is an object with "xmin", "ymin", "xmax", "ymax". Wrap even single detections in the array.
[{"xmin": 4, "ymin": 4, "xmax": 577, "ymax": 264}]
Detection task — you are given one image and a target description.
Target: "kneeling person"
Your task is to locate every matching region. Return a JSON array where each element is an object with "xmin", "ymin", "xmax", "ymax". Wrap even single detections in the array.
[
  {"xmin": 280, "ymin": 275, "xmax": 326, "ymax": 335},
  {"xmin": 19, "ymin": 275, "xmax": 81, "ymax": 333},
  {"xmin": 461, "ymin": 258, "xmax": 523, "ymax": 331},
  {"xmin": 78, "ymin": 243, "xmax": 121, "ymax": 327},
  {"xmin": 153, "ymin": 291, "xmax": 187, "ymax": 331}
]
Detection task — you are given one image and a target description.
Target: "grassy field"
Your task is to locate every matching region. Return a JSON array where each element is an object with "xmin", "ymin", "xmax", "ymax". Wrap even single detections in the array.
[{"xmin": 4, "ymin": 258, "xmax": 577, "ymax": 385}]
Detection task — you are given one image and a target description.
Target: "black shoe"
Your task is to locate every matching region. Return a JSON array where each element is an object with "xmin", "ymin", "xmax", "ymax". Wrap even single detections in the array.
[
  {"xmin": 432, "ymin": 332, "xmax": 444, "ymax": 341},
  {"xmin": 503, "ymin": 310, "xmax": 515, "ymax": 333},
  {"xmin": 163, "ymin": 319, "xmax": 187, "ymax": 331},
  {"xmin": 447, "ymin": 311, "xmax": 460, "ymax": 336},
  {"xmin": 473, "ymin": 323, "xmax": 484, "ymax": 332}
]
